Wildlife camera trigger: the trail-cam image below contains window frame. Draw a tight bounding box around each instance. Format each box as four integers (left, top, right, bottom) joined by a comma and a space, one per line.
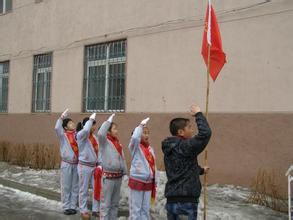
83, 40, 126, 113
32, 53, 52, 113
0, 61, 9, 113
0, 0, 12, 14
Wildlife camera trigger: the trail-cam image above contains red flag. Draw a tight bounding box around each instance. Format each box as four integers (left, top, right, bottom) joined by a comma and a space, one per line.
201, 1, 226, 81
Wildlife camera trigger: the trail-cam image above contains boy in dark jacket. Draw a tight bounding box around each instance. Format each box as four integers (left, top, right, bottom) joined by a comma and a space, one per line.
162, 105, 212, 220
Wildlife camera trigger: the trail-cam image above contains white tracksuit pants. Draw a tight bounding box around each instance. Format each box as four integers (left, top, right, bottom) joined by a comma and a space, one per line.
129, 189, 151, 220
60, 161, 79, 210
100, 177, 122, 220
77, 164, 100, 214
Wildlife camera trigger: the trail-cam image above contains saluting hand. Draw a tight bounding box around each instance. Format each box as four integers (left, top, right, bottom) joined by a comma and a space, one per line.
107, 113, 115, 123
61, 108, 69, 119
90, 112, 96, 121
140, 117, 150, 126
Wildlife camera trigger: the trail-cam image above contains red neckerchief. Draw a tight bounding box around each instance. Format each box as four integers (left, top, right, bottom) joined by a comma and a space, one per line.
140, 140, 156, 204
107, 134, 123, 157
140, 140, 155, 175
89, 134, 98, 156
94, 166, 103, 201
65, 130, 79, 158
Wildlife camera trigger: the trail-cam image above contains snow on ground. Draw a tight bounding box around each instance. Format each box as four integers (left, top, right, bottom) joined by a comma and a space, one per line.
0, 183, 61, 210
0, 162, 60, 193
0, 184, 80, 220
0, 162, 288, 219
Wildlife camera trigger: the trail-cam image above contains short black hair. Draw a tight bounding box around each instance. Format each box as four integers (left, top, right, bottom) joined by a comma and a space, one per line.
169, 118, 190, 136
62, 118, 73, 129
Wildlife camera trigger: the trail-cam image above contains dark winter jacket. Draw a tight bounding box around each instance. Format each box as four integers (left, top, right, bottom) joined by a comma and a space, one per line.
162, 112, 212, 203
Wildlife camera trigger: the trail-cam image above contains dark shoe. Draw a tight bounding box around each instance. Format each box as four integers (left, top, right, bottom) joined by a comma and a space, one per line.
69, 209, 77, 215
63, 209, 73, 215
92, 211, 99, 217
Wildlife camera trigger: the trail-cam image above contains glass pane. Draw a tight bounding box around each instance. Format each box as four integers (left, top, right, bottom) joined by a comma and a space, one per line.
45, 71, 51, 110
1, 77, 8, 111
97, 65, 106, 110
32, 53, 52, 112
119, 64, 125, 110
109, 41, 126, 59
99, 44, 107, 60
87, 65, 106, 110
0, 62, 8, 112
87, 66, 97, 110
0, 0, 3, 14
5, 0, 12, 12
84, 41, 126, 112
3, 62, 8, 74
108, 63, 125, 110
88, 46, 94, 61
87, 44, 107, 61
36, 73, 44, 111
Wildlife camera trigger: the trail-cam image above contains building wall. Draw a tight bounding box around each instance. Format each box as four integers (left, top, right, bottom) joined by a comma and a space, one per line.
8, 56, 33, 113
127, 4, 293, 113
1, 0, 292, 113
51, 47, 84, 113
0, 0, 293, 196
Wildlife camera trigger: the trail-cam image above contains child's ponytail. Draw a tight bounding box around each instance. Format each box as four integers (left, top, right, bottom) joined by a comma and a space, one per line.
76, 117, 96, 133
76, 122, 83, 133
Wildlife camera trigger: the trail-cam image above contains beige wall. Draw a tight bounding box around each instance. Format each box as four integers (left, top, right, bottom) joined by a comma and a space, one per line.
8, 56, 33, 113
126, 0, 293, 113
0, 0, 293, 113
127, 28, 206, 113
51, 47, 84, 113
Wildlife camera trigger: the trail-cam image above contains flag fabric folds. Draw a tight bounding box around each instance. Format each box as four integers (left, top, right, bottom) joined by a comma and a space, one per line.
201, 0, 226, 81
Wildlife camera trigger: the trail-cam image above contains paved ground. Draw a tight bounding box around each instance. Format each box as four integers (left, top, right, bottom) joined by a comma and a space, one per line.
0, 184, 81, 220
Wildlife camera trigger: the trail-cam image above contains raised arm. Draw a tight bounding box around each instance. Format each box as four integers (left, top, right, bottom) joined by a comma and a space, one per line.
183, 105, 212, 156
55, 118, 64, 138
54, 109, 69, 138
97, 114, 115, 146
128, 117, 150, 153
77, 113, 96, 141
189, 112, 212, 155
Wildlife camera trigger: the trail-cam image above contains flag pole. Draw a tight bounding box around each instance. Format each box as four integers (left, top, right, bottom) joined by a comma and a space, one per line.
203, 44, 211, 220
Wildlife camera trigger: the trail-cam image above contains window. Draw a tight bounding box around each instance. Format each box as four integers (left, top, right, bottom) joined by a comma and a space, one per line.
83, 40, 126, 112
0, 61, 9, 112
32, 53, 52, 112
0, 0, 12, 14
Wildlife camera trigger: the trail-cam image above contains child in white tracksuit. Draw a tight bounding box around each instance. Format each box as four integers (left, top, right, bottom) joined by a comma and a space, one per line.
128, 117, 157, 220
98, 114, 127, 220
54, 109, 79, 216
76, 113, 101, 219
